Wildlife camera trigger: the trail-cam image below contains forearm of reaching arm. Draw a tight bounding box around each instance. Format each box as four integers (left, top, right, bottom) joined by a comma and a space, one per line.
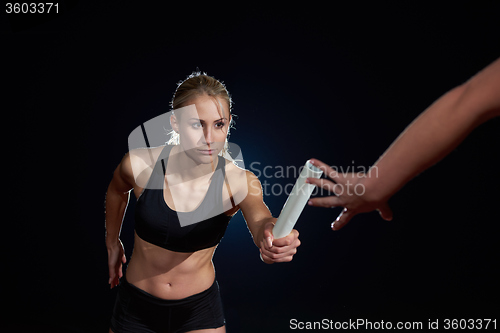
365, 58, 500, 201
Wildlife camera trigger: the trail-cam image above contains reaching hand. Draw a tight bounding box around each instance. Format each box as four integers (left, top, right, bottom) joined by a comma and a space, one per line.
306, 158, 393, 230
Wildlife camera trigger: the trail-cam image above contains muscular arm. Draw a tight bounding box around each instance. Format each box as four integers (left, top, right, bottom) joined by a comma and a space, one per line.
309, 58, 500, 230
105, 153, 134, 287
365, 57, 500, 202
238, 171, 275, 246
238, 171, 300, 263
105, 154, 134, 246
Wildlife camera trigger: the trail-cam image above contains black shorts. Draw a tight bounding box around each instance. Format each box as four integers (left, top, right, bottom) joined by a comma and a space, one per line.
110, 277, 225, 333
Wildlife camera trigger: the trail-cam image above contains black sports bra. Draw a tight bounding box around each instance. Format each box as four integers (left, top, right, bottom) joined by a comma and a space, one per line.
135, 145, 232, 253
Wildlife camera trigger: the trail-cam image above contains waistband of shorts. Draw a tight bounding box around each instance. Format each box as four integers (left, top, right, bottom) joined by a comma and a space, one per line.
120, 275, 219, 307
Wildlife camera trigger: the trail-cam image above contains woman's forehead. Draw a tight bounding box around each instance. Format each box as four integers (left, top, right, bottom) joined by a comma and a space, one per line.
181, 96, 230, 120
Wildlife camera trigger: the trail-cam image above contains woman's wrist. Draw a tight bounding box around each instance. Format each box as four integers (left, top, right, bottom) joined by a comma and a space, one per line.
359, 173, 389, 206
256, 217, 276, 244
106, 236, 121, 249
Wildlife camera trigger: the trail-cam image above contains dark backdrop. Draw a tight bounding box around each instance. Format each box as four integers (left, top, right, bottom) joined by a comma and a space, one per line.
3, 2, 499, 332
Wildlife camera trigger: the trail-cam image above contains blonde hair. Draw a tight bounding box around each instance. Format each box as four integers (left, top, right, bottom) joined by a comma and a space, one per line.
167, 72, 234, 156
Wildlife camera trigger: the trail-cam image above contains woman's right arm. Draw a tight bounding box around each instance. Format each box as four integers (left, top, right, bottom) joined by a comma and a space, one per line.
105, 153, 134, 288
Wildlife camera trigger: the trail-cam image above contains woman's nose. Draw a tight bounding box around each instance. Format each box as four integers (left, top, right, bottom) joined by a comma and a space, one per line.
203, 127, 214, 144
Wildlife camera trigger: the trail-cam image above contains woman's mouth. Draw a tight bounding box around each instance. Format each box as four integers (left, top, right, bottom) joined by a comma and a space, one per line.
198, 148, 216, 155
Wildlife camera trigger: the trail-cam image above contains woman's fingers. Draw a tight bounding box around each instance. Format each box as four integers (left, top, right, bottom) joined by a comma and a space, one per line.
309, 158, 342, 183
329, 203, 392, 231
259, 252, 274, 264
260, 246, 295, 263
377, 203, 393, 221
308, 195, 342, 208
306, 177, 346, 210
331, 208, 355, 231
308, 159, 394, 230
260, 230, 299, 263
306, 177, 343, 195
108, 262, 116, 285
108, 251, 125, 288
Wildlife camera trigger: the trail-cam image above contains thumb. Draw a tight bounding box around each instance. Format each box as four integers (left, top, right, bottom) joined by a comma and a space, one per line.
263, 222, 274, 248
377, 203, 393, 221
122, 254, 127, 264
331, 208, 353, 231
108, 267, 115, 285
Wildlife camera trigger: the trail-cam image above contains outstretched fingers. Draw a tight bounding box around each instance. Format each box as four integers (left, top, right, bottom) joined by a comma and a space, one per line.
306, 177, 341, 193
331, 208, 354, 231
307, 175, 344, 208
309, 158, 342, 182
308, 196, 342, 208
377, 203, 393, 221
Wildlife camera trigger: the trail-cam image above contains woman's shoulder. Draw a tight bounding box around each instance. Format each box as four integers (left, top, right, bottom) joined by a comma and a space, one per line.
222, 158, 249, 178
222, 158, 260, 205
128, 145, 167, 166
125, 145, 168, 188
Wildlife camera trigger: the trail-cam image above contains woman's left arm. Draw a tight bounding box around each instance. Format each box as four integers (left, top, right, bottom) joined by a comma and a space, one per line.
238, 170, 301, 264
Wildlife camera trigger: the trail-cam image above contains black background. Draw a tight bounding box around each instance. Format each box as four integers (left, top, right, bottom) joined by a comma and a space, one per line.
3, 1, 500, 332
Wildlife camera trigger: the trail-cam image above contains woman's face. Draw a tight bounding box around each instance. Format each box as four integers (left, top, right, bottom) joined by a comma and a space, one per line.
171, 94, 230, 164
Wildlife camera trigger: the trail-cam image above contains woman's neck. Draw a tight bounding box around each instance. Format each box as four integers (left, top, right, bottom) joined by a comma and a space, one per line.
166, 145, 218, 183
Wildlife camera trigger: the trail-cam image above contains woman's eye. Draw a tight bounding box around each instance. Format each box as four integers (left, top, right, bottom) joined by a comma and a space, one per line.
191, 122, 202, 128
215, 122, 225, 128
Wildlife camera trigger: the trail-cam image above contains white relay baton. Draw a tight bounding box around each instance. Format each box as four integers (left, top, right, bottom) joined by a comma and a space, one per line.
272, 160, 323, 239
